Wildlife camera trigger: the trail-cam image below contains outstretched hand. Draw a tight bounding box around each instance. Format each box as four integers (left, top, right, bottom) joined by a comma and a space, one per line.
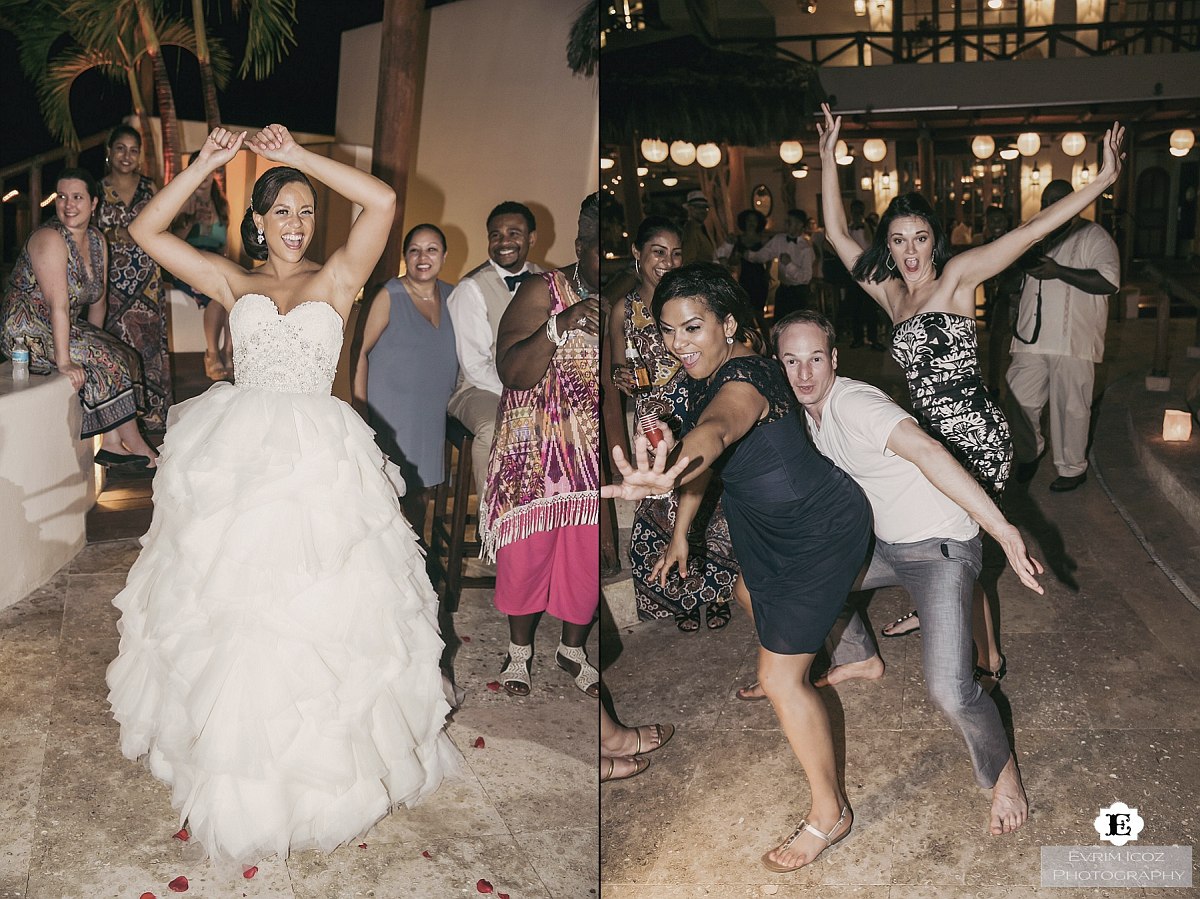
816, 102, 842, 162
246, 124, 300, 164
1096, 122, 1126, 187
195, 127, 246, 170
995, 524, 1045, 594
600, 435, 690, 502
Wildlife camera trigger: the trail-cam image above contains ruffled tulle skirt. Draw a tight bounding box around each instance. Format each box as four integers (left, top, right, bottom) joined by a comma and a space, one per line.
105, 382, 459, 866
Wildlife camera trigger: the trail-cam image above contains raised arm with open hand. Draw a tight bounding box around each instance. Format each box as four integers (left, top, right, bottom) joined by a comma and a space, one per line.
601, 435, 690, 502
816, 103, 871, 289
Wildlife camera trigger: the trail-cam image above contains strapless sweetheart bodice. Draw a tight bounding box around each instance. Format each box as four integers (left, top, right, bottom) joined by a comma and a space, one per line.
230, 294, 343, 395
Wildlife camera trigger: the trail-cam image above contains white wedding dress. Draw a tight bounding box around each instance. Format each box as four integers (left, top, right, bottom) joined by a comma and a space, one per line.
106, 293, 459, 865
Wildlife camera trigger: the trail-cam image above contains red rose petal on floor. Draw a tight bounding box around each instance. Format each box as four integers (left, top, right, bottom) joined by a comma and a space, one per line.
421, 850, 432, 858
485, 681, 501, 692
242, 866, 257, 879
473, 736, 485, 748
140, 893, 156, 899
172, 828, 189, 842
476, 880, 493, 893
358, 842, 367, 849
168, 876, 189, 892
461, 635, 472, 643
499, 893, 510, 898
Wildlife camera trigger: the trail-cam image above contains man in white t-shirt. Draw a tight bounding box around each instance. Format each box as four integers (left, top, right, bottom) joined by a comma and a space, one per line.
774, 310, 1044, 837
446, 202, 542, 496
1007, 180, 1120, 492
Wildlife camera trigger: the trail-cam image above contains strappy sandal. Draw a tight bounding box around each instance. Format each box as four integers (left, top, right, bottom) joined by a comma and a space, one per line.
499, 642, 532, 696
881, 610, 920, 638
633, 723, 674, 755
674, 608, 701, 632
761, 804, 852, 873
973, 653, 1008, 694
601, 756, 649, 783
555, 643, 600, 698
735, 681, 768, 702
705, 602, 732, 630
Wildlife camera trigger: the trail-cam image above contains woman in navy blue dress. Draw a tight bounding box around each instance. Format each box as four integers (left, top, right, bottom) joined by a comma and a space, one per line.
604, 263, 871, 874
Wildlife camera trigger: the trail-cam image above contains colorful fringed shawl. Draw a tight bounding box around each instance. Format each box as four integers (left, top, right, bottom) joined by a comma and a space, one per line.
479, 269, 599, 561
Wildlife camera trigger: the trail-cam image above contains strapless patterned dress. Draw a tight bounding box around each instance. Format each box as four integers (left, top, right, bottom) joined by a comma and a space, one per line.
890, 310, 1012, 497
105, 294, 459, 866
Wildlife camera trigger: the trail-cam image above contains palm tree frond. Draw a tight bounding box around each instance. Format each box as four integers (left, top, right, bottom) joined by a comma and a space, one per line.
156, 18, 233, 87
39, 46, 122, 148
567, 1, 598, 77
237, 0, 297, 80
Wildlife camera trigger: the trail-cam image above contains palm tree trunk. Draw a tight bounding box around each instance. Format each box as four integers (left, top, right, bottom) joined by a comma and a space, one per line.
125, 64, 161, 184
135, 0, 181, 182
192, 0, 222, 131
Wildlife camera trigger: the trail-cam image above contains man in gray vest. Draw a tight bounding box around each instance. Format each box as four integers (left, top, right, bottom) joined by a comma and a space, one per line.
447, 202, 542, 497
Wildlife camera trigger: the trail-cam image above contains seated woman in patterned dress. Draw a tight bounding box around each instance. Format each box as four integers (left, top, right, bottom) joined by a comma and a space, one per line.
2, 168, 157, 467
604, 216, 743, 631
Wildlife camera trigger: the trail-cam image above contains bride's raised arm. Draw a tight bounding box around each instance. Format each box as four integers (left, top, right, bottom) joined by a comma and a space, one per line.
246, 124, 396, 304
128, 128, 247, 308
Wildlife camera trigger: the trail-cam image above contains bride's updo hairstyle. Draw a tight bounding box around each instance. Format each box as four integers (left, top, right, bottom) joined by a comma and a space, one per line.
851, 191, 951, 284
240, 166, 317, 262
651, 262, 766, 354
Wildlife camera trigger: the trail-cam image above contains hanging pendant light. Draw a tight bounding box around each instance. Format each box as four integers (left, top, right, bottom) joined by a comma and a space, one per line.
971, 135, 996, 159
696, 143, 722, 168
1017, 132, 1041, 157
640, 139, 668, 163
669, 141, 697, 166
779, 141, 804, 164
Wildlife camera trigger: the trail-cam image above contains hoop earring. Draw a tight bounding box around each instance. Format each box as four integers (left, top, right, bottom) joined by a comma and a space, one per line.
885, 254, 897, 271
633, 257, 641, 276
257, 229, 265, 245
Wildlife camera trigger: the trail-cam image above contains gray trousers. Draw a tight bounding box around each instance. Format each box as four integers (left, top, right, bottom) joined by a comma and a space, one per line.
1006, 352, 1095, 477
447, 386, 501, 498
828, 535, 1011, 787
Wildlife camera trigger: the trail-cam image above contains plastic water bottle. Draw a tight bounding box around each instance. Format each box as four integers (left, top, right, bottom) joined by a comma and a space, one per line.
10, 337, 29, 381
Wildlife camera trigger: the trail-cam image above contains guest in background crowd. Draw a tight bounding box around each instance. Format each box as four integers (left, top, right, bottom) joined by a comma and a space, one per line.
353, 224, 458, 536
1006, 180, 1121, 493
605, 216, 741, 631
982, 206, 1022, 398
446, 202, 542, 500
680, 190, 716, 265
169, 151, 233, 380
96, 124, 173, 430
716, 209, 770, 333
2, 169, 157, 467
480, 193, 601, 699
743, 209, 815, 321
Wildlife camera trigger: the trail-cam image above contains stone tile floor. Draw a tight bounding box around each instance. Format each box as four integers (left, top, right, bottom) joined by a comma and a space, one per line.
0, 550, 597, 899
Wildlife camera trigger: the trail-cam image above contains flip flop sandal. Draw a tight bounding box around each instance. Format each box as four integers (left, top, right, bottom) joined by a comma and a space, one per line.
601, 756, 649, 783
674, 608, 701, 632
761, 804, 852, 873
634, 723, 675, 755
735, 681, 768, 702
705, 602, 732, 630
881, 610, 920, 638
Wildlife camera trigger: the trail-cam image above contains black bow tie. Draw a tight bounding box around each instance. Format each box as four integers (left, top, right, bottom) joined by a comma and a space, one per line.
504, 272, 531, 292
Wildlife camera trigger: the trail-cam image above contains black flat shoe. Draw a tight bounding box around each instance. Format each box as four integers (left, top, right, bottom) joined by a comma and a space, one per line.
1049, 473, 1087, 492
94, 449, 151, 467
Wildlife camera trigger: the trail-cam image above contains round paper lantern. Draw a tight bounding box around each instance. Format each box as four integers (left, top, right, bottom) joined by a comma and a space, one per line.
1060, 132, 1086, 157
971, 135, 995, 159
669, 141, 697, 166
779, 141, 804, 164
696, 143, 722, 168
640, 139, 668, 163
863, 139, 887, 163
1169, 129, 1195, 154
835, 139, 848, 159
1017, 132, 1041, 157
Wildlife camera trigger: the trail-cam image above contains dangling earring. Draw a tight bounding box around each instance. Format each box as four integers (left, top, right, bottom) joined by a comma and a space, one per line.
726, 335, 734, 345
257, 229, 265, 245
885, 254, 897, 271
633, 256, 641, 276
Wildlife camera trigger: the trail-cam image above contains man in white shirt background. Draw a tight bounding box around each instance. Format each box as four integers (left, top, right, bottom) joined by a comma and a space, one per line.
446, 201, 542, 498
1006, 180, 1120, 492
744, 208, 814, 322
772, 310, 1043, 836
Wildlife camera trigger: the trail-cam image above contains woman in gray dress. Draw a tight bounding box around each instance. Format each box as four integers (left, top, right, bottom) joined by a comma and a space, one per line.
352, 224, 458, 536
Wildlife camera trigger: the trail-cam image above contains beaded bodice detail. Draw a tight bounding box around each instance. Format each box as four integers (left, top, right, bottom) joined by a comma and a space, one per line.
230, 294, 343, 395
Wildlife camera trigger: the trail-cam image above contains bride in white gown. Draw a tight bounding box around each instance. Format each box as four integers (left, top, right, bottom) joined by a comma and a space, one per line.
105, 125, 459, 866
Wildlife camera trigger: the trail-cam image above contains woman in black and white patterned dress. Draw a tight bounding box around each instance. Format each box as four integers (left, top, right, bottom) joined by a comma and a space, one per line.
816, 103, 1124, 683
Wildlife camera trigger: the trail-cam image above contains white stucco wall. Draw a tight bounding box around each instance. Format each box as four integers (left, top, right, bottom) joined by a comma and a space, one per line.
336, 0, 599, 280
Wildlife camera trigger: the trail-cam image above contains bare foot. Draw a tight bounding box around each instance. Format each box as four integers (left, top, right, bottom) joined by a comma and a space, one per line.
763, 804, 853, 872
988, 756, 1028, 835
813, 655, 885, 688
